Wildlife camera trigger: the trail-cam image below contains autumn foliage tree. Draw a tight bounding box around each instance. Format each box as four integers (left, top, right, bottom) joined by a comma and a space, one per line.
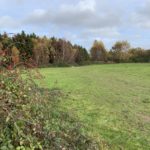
128, 48, 150, 62
11, 46, 20, 65
90, 40, 107, 62
0, 31, 149, 66
110, 41, 130, 63
32, 37, 50, 66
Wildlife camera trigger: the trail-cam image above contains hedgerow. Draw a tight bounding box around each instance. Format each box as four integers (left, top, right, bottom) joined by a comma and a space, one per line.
0, 68, 100, 150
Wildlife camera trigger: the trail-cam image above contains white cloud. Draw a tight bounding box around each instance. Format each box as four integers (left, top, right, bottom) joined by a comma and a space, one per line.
80, 28, 120, 39
61, 0, 96, 12
0, 0, 150, 49
0, 16, 19, 28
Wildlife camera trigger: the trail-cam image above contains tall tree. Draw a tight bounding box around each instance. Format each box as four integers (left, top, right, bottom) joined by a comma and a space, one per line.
32, 37, 50, 66
74, 45, 89, 63
90, 40, 107, 61
111, 41, 130, 62
12, 31, 34, 60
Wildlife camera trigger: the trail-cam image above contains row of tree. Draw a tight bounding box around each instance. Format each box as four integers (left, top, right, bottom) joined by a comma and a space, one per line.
0, 31, 149, 68
91, 40, 150, 63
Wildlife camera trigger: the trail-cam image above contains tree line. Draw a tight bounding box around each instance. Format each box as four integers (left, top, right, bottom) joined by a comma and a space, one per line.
0, 31, 149, 68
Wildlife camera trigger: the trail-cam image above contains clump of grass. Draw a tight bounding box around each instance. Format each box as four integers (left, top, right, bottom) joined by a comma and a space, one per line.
142, 98, 150, 104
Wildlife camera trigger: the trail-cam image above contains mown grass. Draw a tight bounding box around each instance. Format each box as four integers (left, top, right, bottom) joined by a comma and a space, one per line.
39, 64, 150, 149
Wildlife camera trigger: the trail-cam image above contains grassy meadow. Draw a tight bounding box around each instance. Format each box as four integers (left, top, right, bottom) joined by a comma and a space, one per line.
39, 64, 150, 149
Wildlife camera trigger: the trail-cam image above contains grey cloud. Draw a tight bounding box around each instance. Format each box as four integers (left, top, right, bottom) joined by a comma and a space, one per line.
23, 0, 121, 29
51, 11, 121, 29
131, 1, 150, 28
138, 1, 150, 17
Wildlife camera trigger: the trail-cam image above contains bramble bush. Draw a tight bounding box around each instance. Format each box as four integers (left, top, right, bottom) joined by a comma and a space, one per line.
0, 66, 100, 149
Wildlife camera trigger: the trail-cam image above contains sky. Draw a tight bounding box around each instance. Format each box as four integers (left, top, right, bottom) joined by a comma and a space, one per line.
0, 0, 150, 50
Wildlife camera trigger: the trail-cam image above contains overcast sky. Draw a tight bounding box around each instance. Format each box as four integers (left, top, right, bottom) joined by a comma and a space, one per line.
0, 0, 150, 50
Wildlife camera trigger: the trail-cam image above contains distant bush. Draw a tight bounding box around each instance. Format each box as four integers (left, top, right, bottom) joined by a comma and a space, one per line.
0, 69, 100, 149
109, 41, 150, 63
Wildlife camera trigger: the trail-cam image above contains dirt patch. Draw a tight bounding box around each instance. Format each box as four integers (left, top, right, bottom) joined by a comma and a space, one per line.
138, 113, 150, 123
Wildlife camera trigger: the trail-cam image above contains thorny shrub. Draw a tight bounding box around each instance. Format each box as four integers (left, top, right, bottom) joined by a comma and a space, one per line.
0, 67, 100, 149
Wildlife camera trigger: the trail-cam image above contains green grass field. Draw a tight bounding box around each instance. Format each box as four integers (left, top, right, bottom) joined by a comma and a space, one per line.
39, 64, 150, 149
